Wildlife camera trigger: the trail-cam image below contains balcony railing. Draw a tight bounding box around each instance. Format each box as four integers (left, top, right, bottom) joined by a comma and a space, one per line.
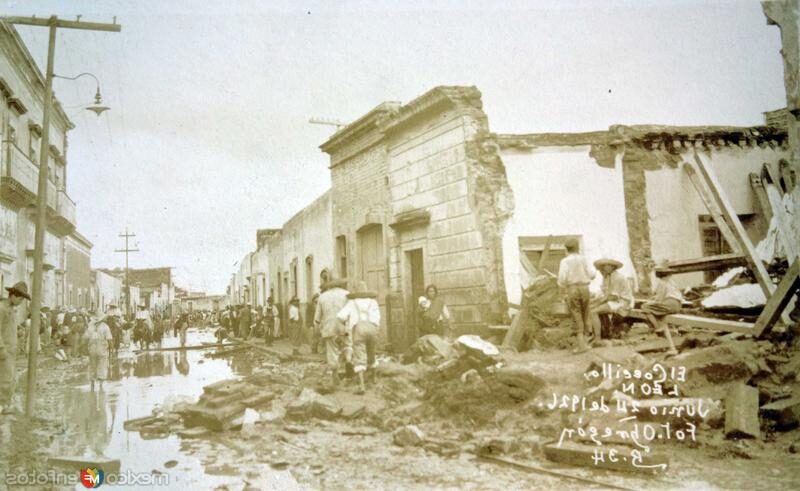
2, 141, 74, 232
2, 140, 38, 197
57, 189, 77, 225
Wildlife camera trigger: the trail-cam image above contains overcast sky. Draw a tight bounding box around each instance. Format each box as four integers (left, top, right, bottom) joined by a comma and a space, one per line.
4, 0, 787, 294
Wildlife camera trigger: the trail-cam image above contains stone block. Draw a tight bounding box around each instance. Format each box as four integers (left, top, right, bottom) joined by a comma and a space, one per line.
724, 384, 760, 439
761, 396, 800, 431
393, 425, 426, 447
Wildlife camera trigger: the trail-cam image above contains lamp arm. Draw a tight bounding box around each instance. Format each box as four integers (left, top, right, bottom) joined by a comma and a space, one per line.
53, 72, 100, 88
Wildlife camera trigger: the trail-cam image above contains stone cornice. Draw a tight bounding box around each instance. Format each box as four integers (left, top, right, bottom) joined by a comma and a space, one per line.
0, 23, 73, 130
320, 102, 400, 157
381, 86, 483, 135
495, 124, 788, 152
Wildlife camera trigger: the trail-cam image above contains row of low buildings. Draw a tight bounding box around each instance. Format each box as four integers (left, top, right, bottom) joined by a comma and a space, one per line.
230, 2, 799, 352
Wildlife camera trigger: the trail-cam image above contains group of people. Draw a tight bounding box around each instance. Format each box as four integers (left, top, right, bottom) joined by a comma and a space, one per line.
314, 279, 381, 394
557, 238, 683, 353
218, 300, 280, 344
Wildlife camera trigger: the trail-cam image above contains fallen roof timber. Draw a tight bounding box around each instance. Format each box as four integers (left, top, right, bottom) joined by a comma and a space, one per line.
658, 253, 747, 275
753, 258, 800, 337
664, 314, 755, 334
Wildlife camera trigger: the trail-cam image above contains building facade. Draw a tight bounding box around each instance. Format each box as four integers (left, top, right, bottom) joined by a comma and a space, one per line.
64, 230, 93, 309
0, 22, 79, 308
320, 87, 512, 345
92, 268, 122, 313
267, 191, 333, 323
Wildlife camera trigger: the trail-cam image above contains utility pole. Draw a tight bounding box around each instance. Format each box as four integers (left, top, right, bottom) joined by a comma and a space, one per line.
2, 14, 121, 417
115, 228, 139, 319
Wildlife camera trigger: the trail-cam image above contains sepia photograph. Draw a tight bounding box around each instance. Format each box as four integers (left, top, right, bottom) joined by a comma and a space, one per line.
0, 0, 799, 489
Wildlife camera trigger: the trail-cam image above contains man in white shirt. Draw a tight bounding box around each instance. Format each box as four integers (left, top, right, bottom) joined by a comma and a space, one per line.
288, 298, 302, 355
337, 281, 380, 394
557, 239, 596, 354
314, 280, 349, 385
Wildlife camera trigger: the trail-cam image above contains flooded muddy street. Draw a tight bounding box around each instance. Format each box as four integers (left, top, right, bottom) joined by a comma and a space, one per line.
3, 327, 800, 491
45, 329, 259, 489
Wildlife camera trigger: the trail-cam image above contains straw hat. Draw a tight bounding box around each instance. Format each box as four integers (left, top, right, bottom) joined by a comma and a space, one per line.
5, 281, 31, 300
594, 258, 623, 271
347, 281, 377, 299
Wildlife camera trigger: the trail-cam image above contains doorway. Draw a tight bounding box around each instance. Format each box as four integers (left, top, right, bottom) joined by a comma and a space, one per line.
406, 248, 425, 339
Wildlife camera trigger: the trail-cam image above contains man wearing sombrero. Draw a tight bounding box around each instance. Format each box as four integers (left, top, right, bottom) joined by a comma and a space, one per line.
0, 282, 31, 413
590, 258, 634, 342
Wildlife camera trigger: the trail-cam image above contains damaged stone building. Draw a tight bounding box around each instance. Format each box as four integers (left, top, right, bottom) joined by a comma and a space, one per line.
497, 122, 792, 304
314, 84, 795, 348
232, 75, 796, 350
319, 87, 512, 348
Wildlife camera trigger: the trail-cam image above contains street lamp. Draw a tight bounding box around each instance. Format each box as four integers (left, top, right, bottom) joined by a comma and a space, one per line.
54, 72, 110, 116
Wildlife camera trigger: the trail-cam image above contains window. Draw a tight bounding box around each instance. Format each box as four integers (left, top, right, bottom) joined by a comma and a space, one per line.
290, 259, 298, 298
305, 255, 314, 302
29, 133, 38, 162
698, 215, 755, 282
336, 235, 347, 278
518, 235, 582, 279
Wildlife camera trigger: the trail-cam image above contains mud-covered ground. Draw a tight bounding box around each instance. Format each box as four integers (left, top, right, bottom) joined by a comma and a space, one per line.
2, 326, 800, 490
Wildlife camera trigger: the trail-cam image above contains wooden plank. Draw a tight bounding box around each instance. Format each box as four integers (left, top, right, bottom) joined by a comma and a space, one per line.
664, 314, 755, 334
682, 161, 739, 254
133, 342, 233, 354
763, 162, 784, 197
779, 159, 795, 193
750, 173, 774, 224
503, 292, 529, 348
659, 253, 747, 275
690, 154, 774, 298
633, 337, 685, 353
761, 165, 798, 262
753, 258, 800, 337
537, 235, 554, 272
475, 454, 638, 491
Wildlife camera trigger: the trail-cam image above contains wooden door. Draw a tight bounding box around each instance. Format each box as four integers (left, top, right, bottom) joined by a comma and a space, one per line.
359, 225, 385, 292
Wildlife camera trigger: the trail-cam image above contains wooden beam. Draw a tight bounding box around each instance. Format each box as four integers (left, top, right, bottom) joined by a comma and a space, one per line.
753, 259, 800, 337
503, 292, 529, 348
658, 253, 747, 275
779, 159, 796, 193
761, 164, 798, 262
682, 161, 740, 254
3, 16, 122, 32
762, 162, 784, 197
537, 235, 554, 272
476, 454, 638, 491
664, 313, 755, 334
690, 154, 774, 298
750, 173, 774, 224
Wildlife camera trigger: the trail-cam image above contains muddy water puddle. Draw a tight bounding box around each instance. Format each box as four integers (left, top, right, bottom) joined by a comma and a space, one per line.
46, 329, 269, 490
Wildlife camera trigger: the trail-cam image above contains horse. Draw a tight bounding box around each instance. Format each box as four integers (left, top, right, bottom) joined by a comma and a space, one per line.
151, 320, 164, 347
132, 319, 152, 350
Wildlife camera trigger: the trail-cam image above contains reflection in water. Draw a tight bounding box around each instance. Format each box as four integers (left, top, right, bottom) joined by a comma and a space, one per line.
47, 330, 257, 489
176, 351, 190, 376
57, 389, 113, 458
